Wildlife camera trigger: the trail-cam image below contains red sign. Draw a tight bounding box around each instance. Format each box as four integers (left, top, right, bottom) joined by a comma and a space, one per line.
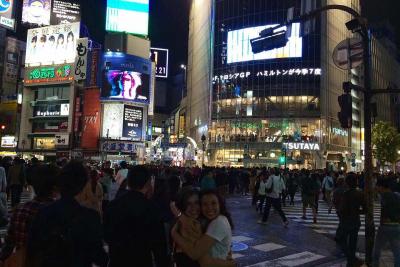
81, 88, 101, 149
88, 48, 100, 87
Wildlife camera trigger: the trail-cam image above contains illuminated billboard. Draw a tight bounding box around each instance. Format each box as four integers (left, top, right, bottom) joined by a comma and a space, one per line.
106, 0, 149, 36
0, 0, 15, 30
227, 23, 302, 64
102, 53, 152, 105
22, 0, 51, 25
25, 22, 80, 66
50, 0, 81, 25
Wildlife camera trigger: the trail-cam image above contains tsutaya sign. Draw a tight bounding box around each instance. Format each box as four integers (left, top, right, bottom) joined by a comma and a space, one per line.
284, 142, 321, 151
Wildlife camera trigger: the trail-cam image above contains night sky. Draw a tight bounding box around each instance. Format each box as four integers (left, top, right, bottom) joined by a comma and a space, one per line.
10, 0, 400, 76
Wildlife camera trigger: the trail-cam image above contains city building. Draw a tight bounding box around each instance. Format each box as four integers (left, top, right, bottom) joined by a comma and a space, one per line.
186, 0, 400, 169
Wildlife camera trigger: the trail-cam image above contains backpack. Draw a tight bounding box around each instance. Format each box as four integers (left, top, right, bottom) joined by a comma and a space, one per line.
325, 177, 333, 188
265, 177, 274, 194
30, 211, 81, 267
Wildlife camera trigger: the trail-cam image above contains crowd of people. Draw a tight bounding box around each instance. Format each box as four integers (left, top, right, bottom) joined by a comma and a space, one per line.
0, 156, 398, 267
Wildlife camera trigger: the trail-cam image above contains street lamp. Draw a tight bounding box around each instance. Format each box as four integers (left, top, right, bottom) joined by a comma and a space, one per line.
180, 64, 187, 99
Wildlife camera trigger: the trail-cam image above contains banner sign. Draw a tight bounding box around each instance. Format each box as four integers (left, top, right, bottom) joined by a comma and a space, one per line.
74, 38, 88, 81
102, 141, 144, 153
81, 88, 101, 149
55, 133, 69, 146
122, 105, 143, 141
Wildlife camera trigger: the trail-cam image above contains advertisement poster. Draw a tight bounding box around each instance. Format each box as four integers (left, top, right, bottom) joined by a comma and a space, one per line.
122, 105, 143, 141
101, 53, 151, 104
150, 47, 168, 78
81, 88, 101, 149
22, 0, 51, 25
106, 0, 149, 36
102, 103, 123, 139
50, 0, 80, 25
0, 0, 15, 30
25, 22, 80, 66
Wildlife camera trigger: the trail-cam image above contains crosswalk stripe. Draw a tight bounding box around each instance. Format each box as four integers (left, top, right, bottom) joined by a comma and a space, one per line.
245, 251, 325, 267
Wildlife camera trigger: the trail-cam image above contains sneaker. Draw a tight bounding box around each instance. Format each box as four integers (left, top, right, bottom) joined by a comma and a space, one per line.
257, 220, 267, 225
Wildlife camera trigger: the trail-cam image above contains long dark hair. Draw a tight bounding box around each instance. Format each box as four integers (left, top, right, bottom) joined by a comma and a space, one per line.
200, 189, 234, 229
176, 188, 200, 216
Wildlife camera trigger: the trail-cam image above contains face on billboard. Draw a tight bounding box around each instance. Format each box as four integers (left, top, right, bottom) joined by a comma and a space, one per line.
102, 70, 150, 103
25, 22, 80, 66
22, 0, 51, 25
227, 23, 302, 64
106, 0, 149, 36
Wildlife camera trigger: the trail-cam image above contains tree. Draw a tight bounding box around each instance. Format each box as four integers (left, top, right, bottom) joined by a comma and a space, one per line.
372, 121, 400, 171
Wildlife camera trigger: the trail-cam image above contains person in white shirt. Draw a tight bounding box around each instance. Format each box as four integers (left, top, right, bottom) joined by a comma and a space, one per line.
322, 172, 335, 213
258, 168, 289, 227
115, 161, 129, 185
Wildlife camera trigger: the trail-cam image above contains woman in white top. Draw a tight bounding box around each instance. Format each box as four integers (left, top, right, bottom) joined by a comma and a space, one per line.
172, 190, 235, 267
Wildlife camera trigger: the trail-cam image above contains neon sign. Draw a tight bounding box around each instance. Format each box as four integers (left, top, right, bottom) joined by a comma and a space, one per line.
25, 64, 73, 85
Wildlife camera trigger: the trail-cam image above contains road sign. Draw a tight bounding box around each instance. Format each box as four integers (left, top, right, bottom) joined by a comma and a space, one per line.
333, 38, 363, 70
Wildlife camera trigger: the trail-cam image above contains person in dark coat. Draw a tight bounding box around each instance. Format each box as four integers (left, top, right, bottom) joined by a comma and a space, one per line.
26, 161, 108, 267
104, 166, 168, 267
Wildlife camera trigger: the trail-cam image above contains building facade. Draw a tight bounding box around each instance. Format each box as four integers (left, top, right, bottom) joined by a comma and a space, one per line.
186, 0, 400, 169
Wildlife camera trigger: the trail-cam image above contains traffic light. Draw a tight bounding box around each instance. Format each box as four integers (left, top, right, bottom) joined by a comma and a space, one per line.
279, 154, 286, 165
338, 93, 352, 129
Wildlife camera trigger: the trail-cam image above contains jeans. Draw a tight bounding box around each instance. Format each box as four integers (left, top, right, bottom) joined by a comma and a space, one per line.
373, 224, 400, 267
10, 184, 23, 208
257, 195, 266, 212
324, 190, 333, 210
262, 197, 287, 223
336, 222, 360, 266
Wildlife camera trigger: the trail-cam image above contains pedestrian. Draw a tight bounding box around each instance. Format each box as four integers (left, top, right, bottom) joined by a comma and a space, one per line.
300, 170, 318, 223
100, 167, 113, 211
249, 169, 258, 206
7, 158, 26, 208
373, 178, 400, 267
76, 169, 103, 216
0, 164, 58, 267
286, 172, 298, 206
256, 172, 268, 214
336, 173, 365, 267
201, 169, 216, 191
171, 189, 235, 267
313, 173, 322, 213
322, 171, 335, 213
114, 161, 128, 185
104, 165, 168, 267
257, 168, 289, 227
0, 162, 8, 226
26, 160, 108, 267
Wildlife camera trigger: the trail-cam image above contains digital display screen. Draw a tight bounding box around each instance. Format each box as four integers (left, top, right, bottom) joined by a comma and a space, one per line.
25, 22, 80, 66
22, 0, 52, 25
102, 70, 150, 103
50, 0, 81, 25
106, 0, 149, 36
227, 23, 302, 64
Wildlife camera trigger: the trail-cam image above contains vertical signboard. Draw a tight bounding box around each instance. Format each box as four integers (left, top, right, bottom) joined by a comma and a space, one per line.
122, 105, 143, 141
81, 88, 101, 149
150, 47, 168, 78
74, 38, 88, 81
86, 47, 100, 87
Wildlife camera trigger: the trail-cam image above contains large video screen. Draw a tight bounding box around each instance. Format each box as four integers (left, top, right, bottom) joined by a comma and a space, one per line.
25, 22, 80, 66
102, 70, 150, 103
227, 23, 302, 64
22, 0, 52, 25
106, 0, 149, 36
0, 0, 15, 30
